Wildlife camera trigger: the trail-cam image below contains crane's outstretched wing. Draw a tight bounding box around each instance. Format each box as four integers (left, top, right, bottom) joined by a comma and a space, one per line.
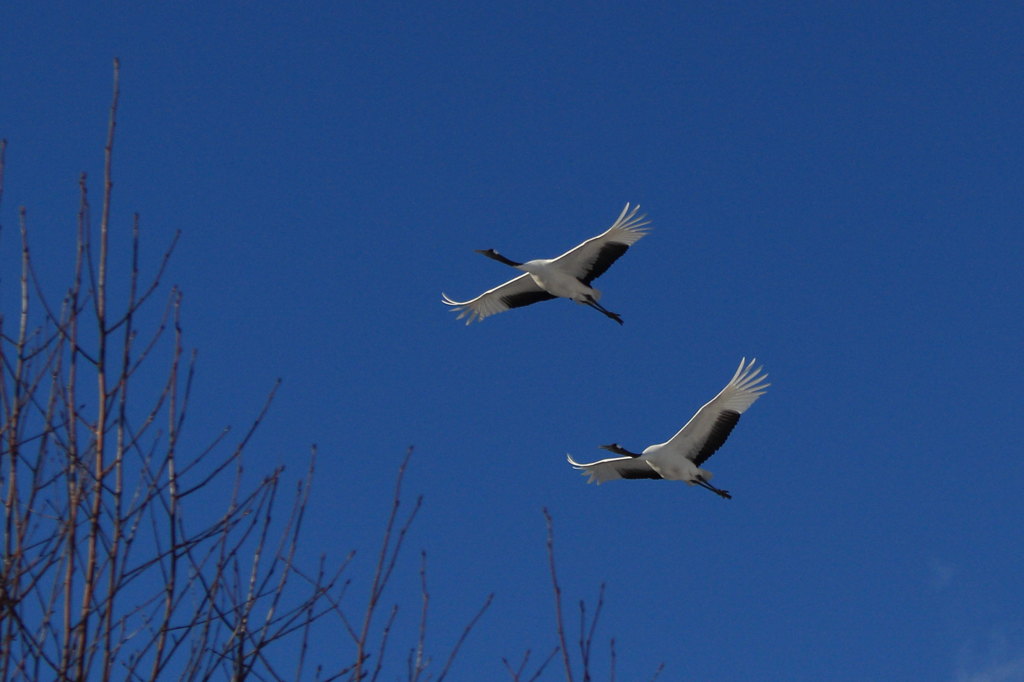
566, 453, 662, 484
661, 358, 769, 465
552, 203, 651, 285
441, 274, 556, 325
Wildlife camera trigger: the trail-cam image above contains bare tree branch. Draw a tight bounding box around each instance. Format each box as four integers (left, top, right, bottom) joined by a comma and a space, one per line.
542, 507, 574, 682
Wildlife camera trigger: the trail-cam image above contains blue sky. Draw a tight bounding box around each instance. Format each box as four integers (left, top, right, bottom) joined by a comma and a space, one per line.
3, 2, 1023, 680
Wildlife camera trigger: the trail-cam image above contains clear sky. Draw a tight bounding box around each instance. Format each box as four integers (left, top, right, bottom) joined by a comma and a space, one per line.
3, 3, 1023, 680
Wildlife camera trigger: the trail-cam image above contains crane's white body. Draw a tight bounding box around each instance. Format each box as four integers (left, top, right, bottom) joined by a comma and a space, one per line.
516, 260, 602, 303
442, 203, 650, 324
567, 358, 769, 498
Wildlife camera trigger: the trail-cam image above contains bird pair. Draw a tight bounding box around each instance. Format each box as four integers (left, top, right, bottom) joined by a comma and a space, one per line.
442, 205, 768, 499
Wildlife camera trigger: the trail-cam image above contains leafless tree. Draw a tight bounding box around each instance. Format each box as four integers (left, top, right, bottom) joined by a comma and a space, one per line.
0, 61, 489, 682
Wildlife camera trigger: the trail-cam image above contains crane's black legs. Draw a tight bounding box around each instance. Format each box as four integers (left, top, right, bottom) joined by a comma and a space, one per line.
695, 476, 732, 500
584, 296, 624, 325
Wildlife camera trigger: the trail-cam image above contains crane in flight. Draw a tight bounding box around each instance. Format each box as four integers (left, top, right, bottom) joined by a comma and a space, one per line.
567, 358, 769, 499
442, 203, 650, 325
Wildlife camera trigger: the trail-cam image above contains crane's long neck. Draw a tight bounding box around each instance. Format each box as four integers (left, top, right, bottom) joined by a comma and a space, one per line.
600, 443, 642, 458
476, 249, 522, 267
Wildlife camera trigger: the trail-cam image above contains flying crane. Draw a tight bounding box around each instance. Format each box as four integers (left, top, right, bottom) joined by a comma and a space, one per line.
442, 203, 650, 325
567, 358, 769, 499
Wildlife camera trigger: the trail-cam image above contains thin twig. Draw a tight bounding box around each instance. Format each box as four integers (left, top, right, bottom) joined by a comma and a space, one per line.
435, 592, 494, 682
542, 507, 574, 682
609, 638, 616, 682
578, 583, 605, 681
353, 447, 419, 681
410, 550, 429, 682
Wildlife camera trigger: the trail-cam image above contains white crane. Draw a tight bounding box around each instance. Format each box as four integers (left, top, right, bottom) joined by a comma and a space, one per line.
441, 203, 650, 325
567, 358, 769, 499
